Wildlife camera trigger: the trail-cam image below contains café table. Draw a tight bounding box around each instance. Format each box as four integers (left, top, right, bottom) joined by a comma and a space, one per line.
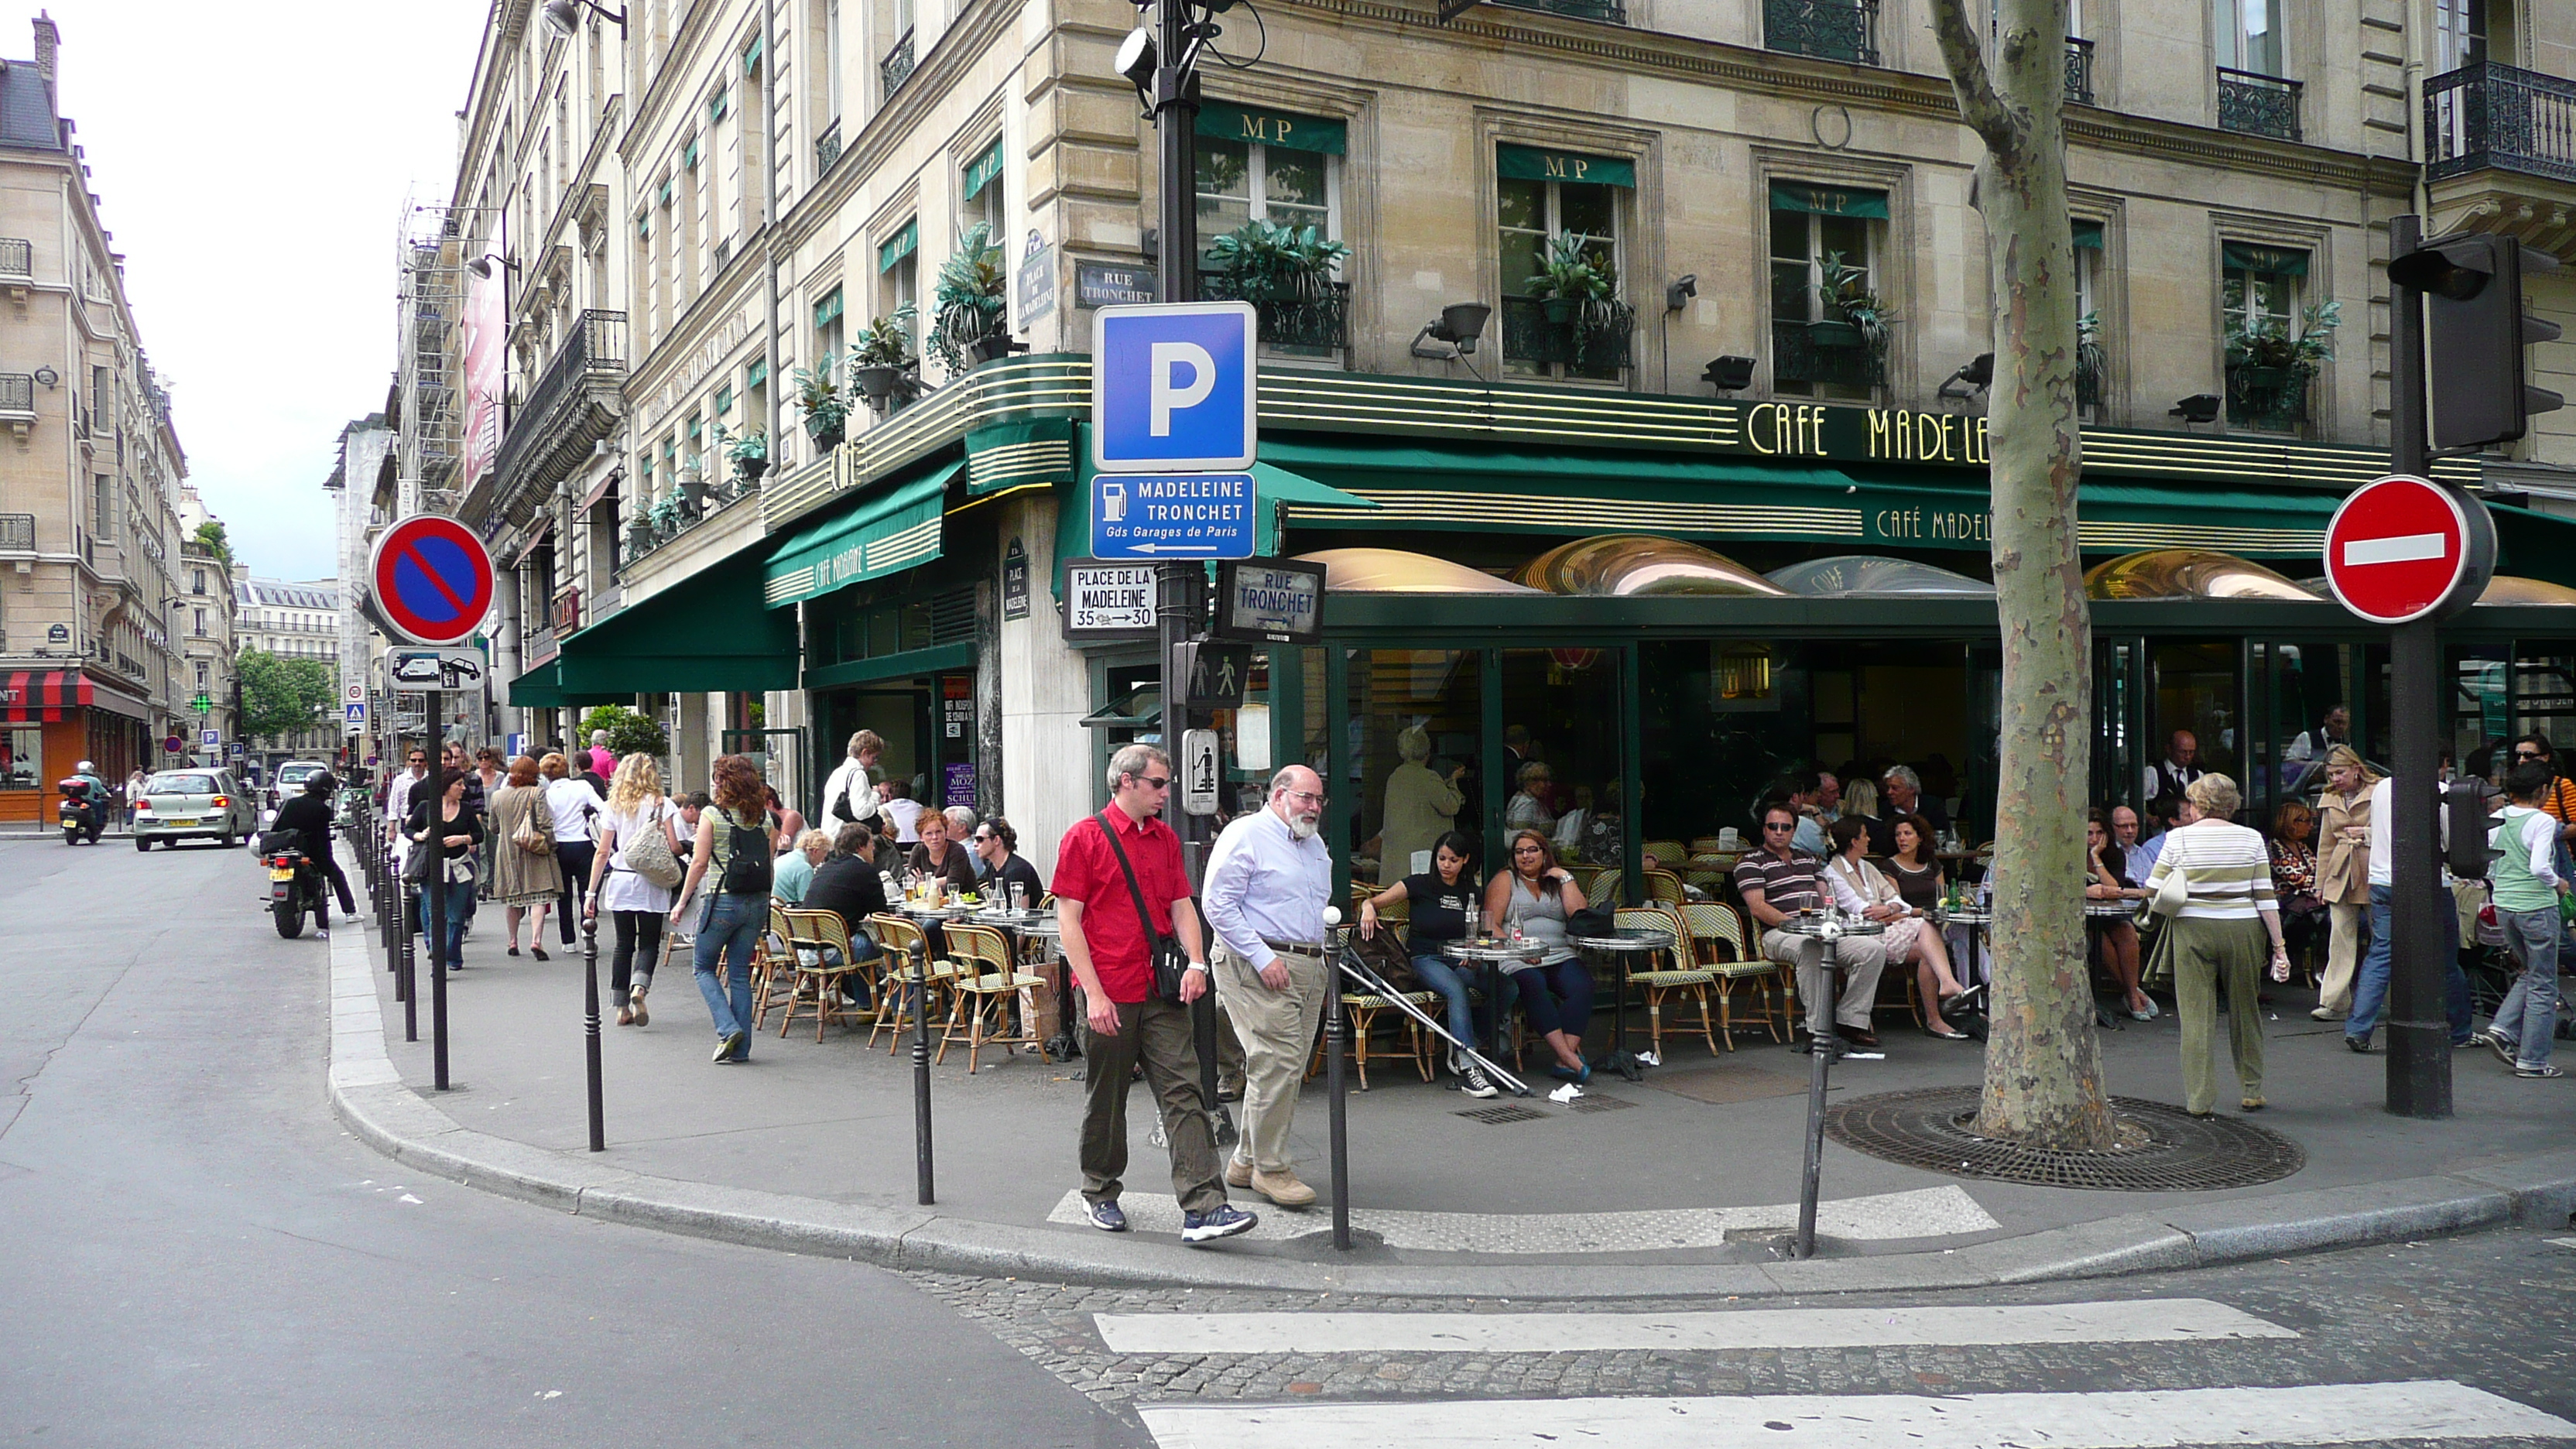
1568, 926, 1674, 1081
970, 908, 1074, 1057
1437, 937, 1547, 1067
1775, 910, 1886, 1058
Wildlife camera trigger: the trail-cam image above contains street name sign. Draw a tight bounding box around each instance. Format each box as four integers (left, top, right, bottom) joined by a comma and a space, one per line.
1214, 557, 1325, 645
1090, 472, 1255, 560
2324, 474, 2496, 625
366, 514, 495, 646
1063, 559, 1160, 639
1092, 301, 1256, 472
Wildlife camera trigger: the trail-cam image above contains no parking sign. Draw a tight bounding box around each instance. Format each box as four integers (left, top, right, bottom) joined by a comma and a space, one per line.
364, 515, 495, 647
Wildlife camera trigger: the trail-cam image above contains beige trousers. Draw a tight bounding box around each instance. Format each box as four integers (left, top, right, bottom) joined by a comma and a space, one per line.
2317, 901, 2366, 1012
1211, 944, 1327, 1174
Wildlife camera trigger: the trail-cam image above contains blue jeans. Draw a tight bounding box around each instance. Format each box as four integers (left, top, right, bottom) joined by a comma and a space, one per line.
1409, 952, 1486, 1053
694, 892, 764, 1055
1510, 958, 1593, 1040
2347, 882, 2471, 1043
2489, 906, 2563, 1068
425, 875, 473, 968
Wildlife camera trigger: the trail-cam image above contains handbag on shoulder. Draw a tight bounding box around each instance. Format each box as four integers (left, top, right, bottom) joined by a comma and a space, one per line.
1094, 814, 1190, 1006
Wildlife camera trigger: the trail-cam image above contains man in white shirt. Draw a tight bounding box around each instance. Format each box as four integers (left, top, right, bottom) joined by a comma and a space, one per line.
1201, 765, 1334, 1209
877, 778, 925, 844
2343, 773, 2472, 1051
384, 745, 429, 862
818, 729, 886, 834
2111, 805, 2160, 882
2143, 730, 2204, 828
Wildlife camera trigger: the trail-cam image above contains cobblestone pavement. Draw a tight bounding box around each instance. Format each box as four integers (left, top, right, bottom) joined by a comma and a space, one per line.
912, 1229, 2576, 1445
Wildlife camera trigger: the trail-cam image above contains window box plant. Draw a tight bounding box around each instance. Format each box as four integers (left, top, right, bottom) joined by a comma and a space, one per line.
718, 425, 769, 486
2225, 300, 2339, 430
1206, 218, 1352, 351
1524, 231, 1614, 327
793, 349, 849, 450
930, 223, 1012, 372
846, 305, 922, 405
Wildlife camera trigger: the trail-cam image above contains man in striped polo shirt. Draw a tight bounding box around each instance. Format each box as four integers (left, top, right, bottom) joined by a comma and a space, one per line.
1735, 800, 1889, 1055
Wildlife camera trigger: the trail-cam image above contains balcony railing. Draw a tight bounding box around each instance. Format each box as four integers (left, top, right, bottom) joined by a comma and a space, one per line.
2427, 63, 2576, 185
880, 31, 916, 97
0, 513, 32, 550
816, 118, 843, 175
1198, 273, 1351, 352
1492, 0, 1625, 21
1772, 318, 1886, 392
2226, 362, 2311, 432
1502, 297, 1637, 374
490, 310, 626, 516
1765, 0, 1879, 66
2217, 67, 2302, 142
0, 373, 31, 420
0, 238, 28, 280
2064, 36, 2095, 106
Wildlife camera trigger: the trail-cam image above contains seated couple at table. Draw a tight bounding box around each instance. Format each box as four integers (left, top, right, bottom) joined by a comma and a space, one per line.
1734, 806, 1968, 1050
1358, 828, 1595, 1094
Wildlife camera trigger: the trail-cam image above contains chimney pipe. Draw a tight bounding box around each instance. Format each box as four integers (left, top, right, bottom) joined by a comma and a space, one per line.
32, 10, 57, 82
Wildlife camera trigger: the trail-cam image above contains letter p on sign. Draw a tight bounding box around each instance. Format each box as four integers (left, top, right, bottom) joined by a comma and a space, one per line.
1093, 301, 1257, 472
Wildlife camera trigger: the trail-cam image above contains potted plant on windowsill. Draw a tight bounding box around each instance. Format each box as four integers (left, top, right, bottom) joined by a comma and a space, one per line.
846, 304, 922, 406
1208, 218, 1350, 341
1819, 249, 1895, 357
625, 513, 656, 556
716, 425, 769, 487
930, 222, 1015, 372
2225, 300, 2340, 428
676, 465, 708, 509
1524, 232, 1614, 327
793, 348, 849, 451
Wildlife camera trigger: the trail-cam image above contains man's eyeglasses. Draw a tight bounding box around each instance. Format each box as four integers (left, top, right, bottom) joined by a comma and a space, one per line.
2516, 751, 2544, 762
1283, 788, 1329, 808
1135, 776, 1171, 790
1763, 820, 1797, 831
972, 832, 994, 843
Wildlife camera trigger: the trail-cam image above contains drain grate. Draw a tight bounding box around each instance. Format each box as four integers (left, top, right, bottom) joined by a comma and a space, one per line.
1566, 1095, 1637, 1114
1824, 1087, 2305, 1191
1455, 1103, 1549, 1125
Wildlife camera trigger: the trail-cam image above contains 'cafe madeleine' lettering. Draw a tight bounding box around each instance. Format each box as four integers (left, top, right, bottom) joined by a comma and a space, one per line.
1742, 401, 1991, 465
1868, 408, 1990, 464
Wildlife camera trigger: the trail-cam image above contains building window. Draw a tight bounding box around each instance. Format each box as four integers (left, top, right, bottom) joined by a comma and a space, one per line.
93, 474, 112, 535
2074, 219, 2105, 413
192, 608, 205, 637
815, 285, 845, 365
1766, 0, 1880, 65
745, 358, 769, 452
877, 219, 918, 326
2222, 243, 2317, 430
1195, 108, 1348, 353
1768, 182, 1889, 398
194, 662, 208, 689
962, 135, 1006, 244
1497, 145, 1634, 380
191, 568, 205, 594
2213, 0, 2299, 139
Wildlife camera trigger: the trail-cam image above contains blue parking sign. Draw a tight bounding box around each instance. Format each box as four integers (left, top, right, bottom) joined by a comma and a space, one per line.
1092, 302, 1257, 472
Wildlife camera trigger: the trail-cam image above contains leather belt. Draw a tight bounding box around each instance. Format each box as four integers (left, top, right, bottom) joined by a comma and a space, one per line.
1259, 935, 1326, 957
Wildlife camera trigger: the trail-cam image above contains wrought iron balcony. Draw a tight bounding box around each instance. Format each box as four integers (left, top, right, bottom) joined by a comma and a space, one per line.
0, 373, 32, 423
2217, 67, 2301, 142
1771, 318, 1885, 391
0, 512, 32, 550
2427, 63, 2576, 185
1502, 297, 1636, 374
2225, 361, 2311, 431
1197, 273, 1351, 352
1765, 0, 1879, 67
2065, 36, 2095, 106
489, 310, 626, 532
0, 238, 29, 281
1492, 0, 1625, 21
816, 119, 843, 175
880, 31, 916, 97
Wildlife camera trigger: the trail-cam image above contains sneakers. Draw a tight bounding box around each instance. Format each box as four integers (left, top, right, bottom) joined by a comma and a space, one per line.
2515, 1062, 2565, 1078
2345, 1033, 2372, 1053
713, 1029, 748, 1064
1458, 1060, 1500, 1098
1180, 1204, 1258, 1243
2309, 1005, 2346, 1022
1086, 1198, 1129, 1232
1250, 1169, 1317, 1208
2477, 1029, 2518, 1068
1225, 1157, 1254, 1189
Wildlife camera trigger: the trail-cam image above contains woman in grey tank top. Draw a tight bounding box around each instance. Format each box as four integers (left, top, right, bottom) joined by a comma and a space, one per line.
1482, 829, 1595, 1082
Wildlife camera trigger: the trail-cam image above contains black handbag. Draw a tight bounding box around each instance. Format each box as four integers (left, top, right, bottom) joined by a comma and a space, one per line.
1567, 906, 1616, 940
1095, 814, 1190, 1006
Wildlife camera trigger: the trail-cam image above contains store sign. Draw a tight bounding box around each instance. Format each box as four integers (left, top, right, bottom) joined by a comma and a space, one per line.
1063, 559, 1160, 639
1214, 557, 1324, 646
1869, 504, 1994, 546
942, 674, 972, 742
944, 761, 976, 808
1738, 401, 1992, 465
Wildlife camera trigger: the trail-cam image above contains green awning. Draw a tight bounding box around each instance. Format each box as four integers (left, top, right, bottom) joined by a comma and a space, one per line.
1499, 143, 1634, 189
1198, 104, 1345, 156
2074, 219, 2105, 250
683, 137, 701, 169
814, 286, 844, 330
742, 35, 762, 72
962, 136, 1006, 200
764, 459, 964, 608
879, 219, 919, 274
507, 660, 569, 708
2489, 502, 2576, 591
964, 417, 1077, 495
554, 551, 799, 695
2223, 242, 2308, 276
1769, 182, 1890, 220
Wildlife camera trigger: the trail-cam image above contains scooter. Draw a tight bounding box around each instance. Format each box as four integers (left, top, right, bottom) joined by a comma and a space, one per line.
262, 828, 327, 938
57, 782, 103, 846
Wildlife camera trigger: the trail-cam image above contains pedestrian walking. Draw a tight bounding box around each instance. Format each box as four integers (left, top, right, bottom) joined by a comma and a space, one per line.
584, 752, 684, 1026
817, 729, 886, 834
540, 752, 603, 949
2344, 771, 2475, 1052
587, 729, 617, 782
2311, 746, 2379, 1020
1202, 766, 1334, 1210
2142, 774, 2290, 1115
123, 766, 146, 829
670, 755, 776, 1065
405, 768, 483, 975
2472, 762, 2569, 1078
1053, 743, 1256, 1245
488, 756, 565, 959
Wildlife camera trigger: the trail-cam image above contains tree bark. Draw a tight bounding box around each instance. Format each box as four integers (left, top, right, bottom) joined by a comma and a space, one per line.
1927, 0, 2113, 1149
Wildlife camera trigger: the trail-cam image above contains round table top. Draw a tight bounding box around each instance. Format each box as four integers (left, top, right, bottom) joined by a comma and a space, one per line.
1439, 938, 1549, 962
2086, 900, 2140, 918
899, 901, 977, 919
1571, 928, 1673, 951
1941, 908, 1993, 926
1778, 911, 1886, 938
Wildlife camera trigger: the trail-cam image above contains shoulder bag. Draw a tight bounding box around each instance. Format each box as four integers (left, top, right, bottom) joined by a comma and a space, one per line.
622, 803, 685, 889
1094, 814, 1190, 1005
2140, 848, 2191, 924
830, 763, 859, 827
512, 790, 554, 856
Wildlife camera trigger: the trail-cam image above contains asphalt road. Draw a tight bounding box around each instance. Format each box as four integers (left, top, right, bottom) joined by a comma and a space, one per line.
0, 835, 1146, 1449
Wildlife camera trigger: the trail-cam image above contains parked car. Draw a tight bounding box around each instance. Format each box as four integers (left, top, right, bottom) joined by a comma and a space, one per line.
268, 759, 331, 812
132, 768, 260, 850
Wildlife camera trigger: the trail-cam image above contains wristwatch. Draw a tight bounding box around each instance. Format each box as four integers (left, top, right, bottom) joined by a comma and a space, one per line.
1185, 961, 1209, 973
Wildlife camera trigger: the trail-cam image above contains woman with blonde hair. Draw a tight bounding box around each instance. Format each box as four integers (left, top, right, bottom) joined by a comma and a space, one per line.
2143, 773, 2290, 1115
488, 755, 565, 959
2311, 744, 2379, 1020
585, 752, 683, 1025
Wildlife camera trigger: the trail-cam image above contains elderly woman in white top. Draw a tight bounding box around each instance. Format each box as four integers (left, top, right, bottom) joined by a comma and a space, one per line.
2143, 772, 2291, 1116
1822, 817, 1969, 1038
1505, 759, 1557, 835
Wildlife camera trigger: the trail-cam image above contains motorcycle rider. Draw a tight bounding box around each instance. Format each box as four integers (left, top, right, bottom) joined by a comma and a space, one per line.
271, 771, 357, 937
60, 759, 112, 840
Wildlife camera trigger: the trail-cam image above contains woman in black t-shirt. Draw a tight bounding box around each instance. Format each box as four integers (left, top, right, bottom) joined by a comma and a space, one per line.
1358, 831, 1499, 1098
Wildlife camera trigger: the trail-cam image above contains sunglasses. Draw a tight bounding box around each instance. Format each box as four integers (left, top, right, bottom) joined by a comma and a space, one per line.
1136, 776, 1171, 790
1764, 821, 1797, 831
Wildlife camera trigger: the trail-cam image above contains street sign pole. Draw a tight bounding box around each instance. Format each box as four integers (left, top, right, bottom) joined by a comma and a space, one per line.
2384, 214, 2448, 1120
425, 687, 450, 1093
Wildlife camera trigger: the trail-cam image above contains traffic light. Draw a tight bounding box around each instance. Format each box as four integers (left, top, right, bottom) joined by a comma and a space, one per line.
2389, 233, 2562, 452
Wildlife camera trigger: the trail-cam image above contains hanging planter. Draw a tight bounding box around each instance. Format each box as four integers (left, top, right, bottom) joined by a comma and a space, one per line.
677, 468, 708, 506
737, 455, 770, 485
930, 223, 1010, 373
966, 333, 1022, 365
850, 364, 909, 401
793, 350, 850, 450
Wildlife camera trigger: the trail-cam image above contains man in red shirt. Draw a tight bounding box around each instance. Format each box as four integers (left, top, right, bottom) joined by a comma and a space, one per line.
1053, 742, 1256, 1245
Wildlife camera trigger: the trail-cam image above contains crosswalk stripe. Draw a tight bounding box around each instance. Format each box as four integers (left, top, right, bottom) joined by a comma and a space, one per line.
1136, 1381, 2576, 1449
1094, 1297, 2293, 1355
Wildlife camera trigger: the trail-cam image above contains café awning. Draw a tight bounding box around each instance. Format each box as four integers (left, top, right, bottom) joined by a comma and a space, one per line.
554, 550, 800, 695
762, 458, 962, 608
0, 669, 91, 723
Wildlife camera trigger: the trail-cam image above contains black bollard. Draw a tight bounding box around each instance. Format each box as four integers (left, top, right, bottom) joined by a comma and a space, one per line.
399, 881, 417, 1040
582, 916, 605, 1153
910, 943, 935, 1204
1793, 933, 1838, 1261
1326, 956, 1351, 1252
424, 854, 448, 1091
1193, 992, 1236, 1149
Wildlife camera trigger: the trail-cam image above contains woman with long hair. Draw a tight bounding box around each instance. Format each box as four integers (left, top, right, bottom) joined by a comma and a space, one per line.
585, 752, 683, 1026
488, 755, 565, 958
2311, 745, 2380, 1021
671, 755, 776, 1064
1361, 831, 1496, 1095
1824, 816, 1969, 1037
406, 768, 483, 975
1481, 829, 1593, 1081
2085, 807, 2155, 1020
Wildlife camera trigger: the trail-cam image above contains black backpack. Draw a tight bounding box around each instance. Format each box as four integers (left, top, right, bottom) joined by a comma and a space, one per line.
718, 812, 774, 895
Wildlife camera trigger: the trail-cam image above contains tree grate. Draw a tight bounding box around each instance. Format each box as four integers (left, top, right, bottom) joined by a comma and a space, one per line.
1824, 1087, 2306, 1191
1566, 1095, 1638, 1114
1455, 1104, 1550, 1125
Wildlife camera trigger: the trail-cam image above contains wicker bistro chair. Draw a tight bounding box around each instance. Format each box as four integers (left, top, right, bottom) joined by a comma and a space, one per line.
750, 902, 800, 1031
1678, 900, 1784, 1046
1584, 869, 1627, 910
1641, 840, 1690, 869
865, 913, 942, 1052
937, 923, 1046, 1072
1307, 927, 1439, 1091
1643, 868, 1687, 907
775, 907, 871, 1041
1607, 905, 1721, 1057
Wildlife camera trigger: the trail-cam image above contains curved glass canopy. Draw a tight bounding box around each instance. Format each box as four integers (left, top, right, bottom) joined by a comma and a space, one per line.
1512, 534, 1790, 597
1293, 547, 1543, 594
2084, 549, 2321, 601
1766, 554, 1995, 596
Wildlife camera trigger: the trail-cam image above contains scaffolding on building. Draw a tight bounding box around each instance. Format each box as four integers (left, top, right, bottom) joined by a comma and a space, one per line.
392, 203, 471, 519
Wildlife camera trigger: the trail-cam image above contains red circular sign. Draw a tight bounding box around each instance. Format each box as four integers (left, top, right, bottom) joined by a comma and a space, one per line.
368, 515, 495, 646
2324, 475, 2472, 625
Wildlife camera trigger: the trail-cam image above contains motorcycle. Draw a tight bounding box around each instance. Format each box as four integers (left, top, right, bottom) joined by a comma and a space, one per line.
261, 828, 327, 938
57, 781, 103, 846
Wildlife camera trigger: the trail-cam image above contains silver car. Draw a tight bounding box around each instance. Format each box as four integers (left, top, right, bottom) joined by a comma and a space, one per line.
132, 768, 259, 850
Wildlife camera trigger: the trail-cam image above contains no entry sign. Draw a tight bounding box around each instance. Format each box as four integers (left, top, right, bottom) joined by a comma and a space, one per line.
2323, 474, 2494, 626
367, 514, 495, 646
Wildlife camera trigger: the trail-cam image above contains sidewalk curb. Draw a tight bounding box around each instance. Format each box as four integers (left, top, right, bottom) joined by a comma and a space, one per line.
324, 926, 2576, 1297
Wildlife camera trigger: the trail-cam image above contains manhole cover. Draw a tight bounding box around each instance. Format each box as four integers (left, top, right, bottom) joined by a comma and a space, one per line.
1567, 1094, 1637, 1114
1456, 1104, 1548, 1125
1824, 1087, 2304, 1191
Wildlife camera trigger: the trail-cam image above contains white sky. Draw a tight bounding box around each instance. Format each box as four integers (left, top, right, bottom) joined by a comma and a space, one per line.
36, 2, 488, 582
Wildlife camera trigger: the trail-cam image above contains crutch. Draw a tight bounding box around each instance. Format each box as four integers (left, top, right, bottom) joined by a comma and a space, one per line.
1327, 927, 1533, 1098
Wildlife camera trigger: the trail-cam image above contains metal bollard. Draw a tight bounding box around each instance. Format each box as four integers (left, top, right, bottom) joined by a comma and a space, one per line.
425, 853, 448, 1092
398, 879, 416, 1040
910, 944, 935, 1204
1793, 933, 1839, 1261
1326, 961, 1351, 1252
582, 916, 605, 1153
